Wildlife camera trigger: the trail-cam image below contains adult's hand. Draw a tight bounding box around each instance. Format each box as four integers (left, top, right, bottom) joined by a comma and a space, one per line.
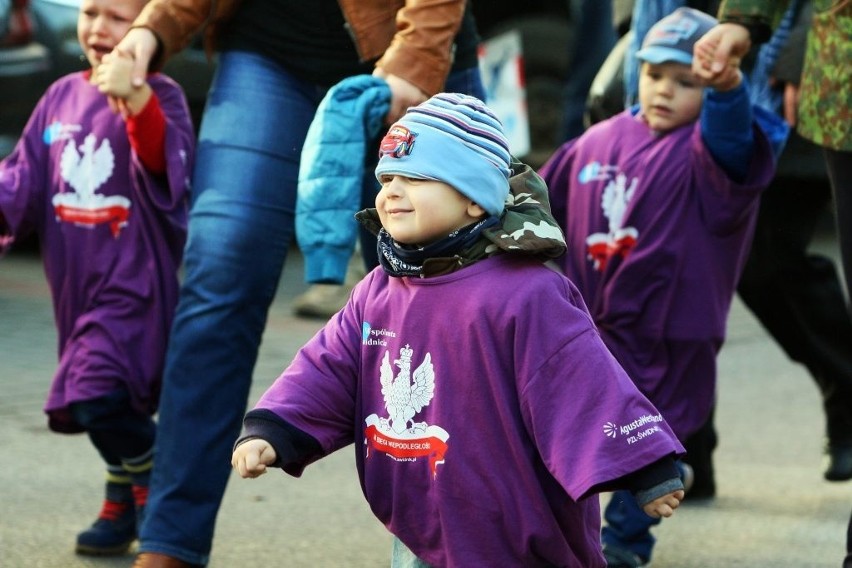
373, 68, 428, 125
692, 23, 751, 81
106, 27, 158, 116
113, 27, 159, 88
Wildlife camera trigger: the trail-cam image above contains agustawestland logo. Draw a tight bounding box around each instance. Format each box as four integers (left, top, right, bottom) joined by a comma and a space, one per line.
362, 322, 397, 346
603, 414, 664, 444
43, 120, 82, 145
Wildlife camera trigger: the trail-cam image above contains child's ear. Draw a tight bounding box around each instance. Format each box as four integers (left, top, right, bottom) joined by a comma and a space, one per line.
467, 202, 488, 218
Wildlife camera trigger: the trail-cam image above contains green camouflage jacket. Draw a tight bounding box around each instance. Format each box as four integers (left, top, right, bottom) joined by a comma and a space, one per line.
719, 0, 851, 150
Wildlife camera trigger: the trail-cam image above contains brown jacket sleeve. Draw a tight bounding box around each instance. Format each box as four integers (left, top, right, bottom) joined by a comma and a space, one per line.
132, 0, 240, 70
368, 0, 467, 95
132, 0, 467, 96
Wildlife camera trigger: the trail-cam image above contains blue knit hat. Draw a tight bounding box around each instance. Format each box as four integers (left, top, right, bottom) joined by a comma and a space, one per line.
374, 93, 512, 216
636, 7, 718, 66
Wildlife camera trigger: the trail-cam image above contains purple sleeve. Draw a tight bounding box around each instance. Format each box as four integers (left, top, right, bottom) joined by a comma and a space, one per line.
538, 139, 579, 234
252, 278, 369, 460
513, 280, 684, 500
0, 90, 51, 254
133, 76, 195, 219
689, 120, 775, 236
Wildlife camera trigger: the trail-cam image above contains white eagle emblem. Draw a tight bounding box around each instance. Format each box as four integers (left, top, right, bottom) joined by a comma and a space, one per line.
379, 344, 435, 435
585, 172, 639, 271
59, 133, 114, 198
52, 133, 131, 237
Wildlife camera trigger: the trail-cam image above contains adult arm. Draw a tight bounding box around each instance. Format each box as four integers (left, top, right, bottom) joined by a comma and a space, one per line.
372, 0, 468, 122
114, 0, 216, 88
693, 0, 789, 81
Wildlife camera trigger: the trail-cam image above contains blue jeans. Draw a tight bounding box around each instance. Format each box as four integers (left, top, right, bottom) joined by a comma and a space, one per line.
138, 49, 484, 565
391, 537, 432, 568
560, 0, 615, 141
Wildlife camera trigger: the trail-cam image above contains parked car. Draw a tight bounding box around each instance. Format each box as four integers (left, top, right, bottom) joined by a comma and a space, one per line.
0, 0, 50, 157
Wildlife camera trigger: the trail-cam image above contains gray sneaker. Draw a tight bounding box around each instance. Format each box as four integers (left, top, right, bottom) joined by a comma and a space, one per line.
292, 283, 352, 319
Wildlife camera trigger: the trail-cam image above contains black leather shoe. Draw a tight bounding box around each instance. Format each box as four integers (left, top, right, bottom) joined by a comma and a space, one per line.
825, 444, 852, 482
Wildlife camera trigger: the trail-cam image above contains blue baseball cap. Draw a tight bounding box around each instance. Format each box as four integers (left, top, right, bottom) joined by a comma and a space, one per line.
635, 7, 718, 65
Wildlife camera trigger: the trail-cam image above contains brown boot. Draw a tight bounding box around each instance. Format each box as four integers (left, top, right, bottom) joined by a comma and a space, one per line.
132, 552, 201, 567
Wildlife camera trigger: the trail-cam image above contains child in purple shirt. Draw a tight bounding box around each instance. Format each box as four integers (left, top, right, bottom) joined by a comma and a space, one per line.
540, 8, 776, 567
0, 0, 194, 556
231, 93, 686, 567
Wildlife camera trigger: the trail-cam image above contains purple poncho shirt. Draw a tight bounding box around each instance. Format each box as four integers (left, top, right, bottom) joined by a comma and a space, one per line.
0, 72, 194, 431
540, 111, 775, 439
251, 255, 684, 567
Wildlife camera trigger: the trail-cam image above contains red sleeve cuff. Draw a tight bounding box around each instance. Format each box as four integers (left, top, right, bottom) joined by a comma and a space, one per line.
126, 93, 167, 175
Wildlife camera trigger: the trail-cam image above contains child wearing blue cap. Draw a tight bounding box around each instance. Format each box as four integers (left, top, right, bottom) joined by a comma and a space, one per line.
540, 7, 778, 567
231, 93, 687, 567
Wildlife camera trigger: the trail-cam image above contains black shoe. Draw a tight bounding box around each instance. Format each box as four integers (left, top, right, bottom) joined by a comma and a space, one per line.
825, 444, 852, 482
602, 544, 647, 568
75, 499, 136, 555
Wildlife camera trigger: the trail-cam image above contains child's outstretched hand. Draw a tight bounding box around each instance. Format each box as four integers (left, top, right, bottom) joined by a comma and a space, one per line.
232, 438, 278, 478
642, 489, 684, 518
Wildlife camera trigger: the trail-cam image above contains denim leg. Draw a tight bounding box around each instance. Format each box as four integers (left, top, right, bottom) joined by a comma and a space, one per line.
391, 537, 433, 568
601, 490, 660, 562
358, 66, 486, 270
138, 51, 320, 565
561, 0, 616, 141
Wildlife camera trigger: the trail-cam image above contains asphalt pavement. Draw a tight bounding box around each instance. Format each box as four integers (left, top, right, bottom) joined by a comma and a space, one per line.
1, 241, 849, 568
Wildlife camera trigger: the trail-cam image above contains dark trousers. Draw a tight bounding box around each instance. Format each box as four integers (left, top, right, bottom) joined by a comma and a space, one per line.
69, 389, 156, 468
737, 139, 852, 446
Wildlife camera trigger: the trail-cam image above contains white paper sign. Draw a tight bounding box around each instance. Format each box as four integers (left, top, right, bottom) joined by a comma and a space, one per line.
478, 30, 530, 158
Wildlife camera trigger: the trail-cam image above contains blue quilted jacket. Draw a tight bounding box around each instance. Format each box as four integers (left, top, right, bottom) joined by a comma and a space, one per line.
296, 75, 391, 284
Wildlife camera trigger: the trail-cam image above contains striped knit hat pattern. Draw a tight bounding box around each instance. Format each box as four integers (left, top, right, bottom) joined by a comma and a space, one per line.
375, 93, 512, 216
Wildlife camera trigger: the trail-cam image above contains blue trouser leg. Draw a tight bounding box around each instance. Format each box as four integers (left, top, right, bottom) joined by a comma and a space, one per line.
601, 490, 660, 563
602, 461, 690, 563
391, 537, 433, 568
560, 0, 615, 141
138, 51, 320, 565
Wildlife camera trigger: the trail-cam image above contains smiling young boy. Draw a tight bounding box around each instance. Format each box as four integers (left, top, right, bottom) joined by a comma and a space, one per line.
231, 93, 687, 567
539, 8, 777, 567
0, 0, 194, 556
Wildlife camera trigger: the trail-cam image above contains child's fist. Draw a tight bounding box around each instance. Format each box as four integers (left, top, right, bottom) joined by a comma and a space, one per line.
232, 438, 278, 479
642, 489, 684, 518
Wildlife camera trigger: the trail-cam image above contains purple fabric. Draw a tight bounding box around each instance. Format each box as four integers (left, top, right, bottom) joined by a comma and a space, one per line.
0, 72, 194, 430
254, 255, 683, 567
540, 110, 775, 439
